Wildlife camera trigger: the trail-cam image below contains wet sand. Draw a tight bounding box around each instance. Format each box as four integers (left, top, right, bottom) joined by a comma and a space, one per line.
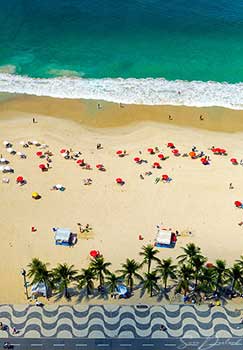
1, 94, 243, 132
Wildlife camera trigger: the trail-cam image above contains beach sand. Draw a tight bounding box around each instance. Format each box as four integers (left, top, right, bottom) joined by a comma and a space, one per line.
0, 95, 243, 304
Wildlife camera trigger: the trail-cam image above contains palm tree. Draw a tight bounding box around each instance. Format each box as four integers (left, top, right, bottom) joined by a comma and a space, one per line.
213, 259, 227, 293
142, 271, 160, 297
77, 268, 96, 296
176, 264, 194, 296
236, 256, 243, 271
156, 258, 177, 290
191, 255, 207, 289
106, 273, 120, 296
90, 256, 111, 289
177, 243, 203, 265
197, 267, 216, 295
27, 258, 51, 298
139, 244, 160, 273
226, 264, 243, 294
118, 258, 142, 293
52, 263, 77, 299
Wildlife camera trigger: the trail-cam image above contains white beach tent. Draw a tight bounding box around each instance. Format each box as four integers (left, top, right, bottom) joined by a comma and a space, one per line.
155, 229, 172, 245
55, 228, 71, 246
0, 158, 8, 164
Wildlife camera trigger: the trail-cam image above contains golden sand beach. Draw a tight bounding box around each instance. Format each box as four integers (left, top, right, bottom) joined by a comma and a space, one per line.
0, 95, 242, 304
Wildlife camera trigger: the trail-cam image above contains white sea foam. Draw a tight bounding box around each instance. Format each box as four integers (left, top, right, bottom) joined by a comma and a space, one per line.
0, 73, 243, 109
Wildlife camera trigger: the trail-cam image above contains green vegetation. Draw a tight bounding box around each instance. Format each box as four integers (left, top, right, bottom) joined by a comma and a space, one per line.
26, 244, 243, 302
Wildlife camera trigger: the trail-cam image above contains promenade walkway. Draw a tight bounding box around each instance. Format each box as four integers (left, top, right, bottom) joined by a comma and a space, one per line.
0, 304, 242, 339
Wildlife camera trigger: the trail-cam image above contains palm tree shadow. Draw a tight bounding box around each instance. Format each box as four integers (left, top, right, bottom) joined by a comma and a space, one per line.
53, 287, 77, 302
139, 287, 146, 298
156, 289, 170, 302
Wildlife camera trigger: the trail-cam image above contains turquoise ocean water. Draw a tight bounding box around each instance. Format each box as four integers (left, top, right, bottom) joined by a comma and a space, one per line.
0, 0, 243, 108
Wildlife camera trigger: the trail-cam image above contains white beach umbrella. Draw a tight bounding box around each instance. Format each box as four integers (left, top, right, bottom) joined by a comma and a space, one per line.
3, 141, 10, 146
6, 148, 15, 154
39, 144, 48, 149
0, 158, 8, 163
32, 141, 40, 145
3, 166, 12, 172
55, 184, 63, 189
19, 141, 26, 146
0, 165, 4, 172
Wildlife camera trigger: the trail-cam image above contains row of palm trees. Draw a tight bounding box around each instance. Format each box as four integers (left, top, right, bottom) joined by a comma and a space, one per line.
27, 243, 243, 300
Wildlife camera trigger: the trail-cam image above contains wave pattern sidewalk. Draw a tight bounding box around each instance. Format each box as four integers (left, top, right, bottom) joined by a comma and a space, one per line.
0, 304, 242, 339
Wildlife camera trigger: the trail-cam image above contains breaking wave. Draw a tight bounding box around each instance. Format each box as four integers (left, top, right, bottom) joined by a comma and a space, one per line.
0, 73, 243, 109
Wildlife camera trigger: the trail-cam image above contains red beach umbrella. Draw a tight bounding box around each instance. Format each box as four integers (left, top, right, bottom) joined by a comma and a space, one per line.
60, 149, 66, 154
116, 150, 123, 155
39, 164, 46, 169
36, 151, 43, 157
234, 201, 242, 207
162, 174, 169, 181
76, 159, 84, 165
147, 148, 154, 154
230, 158, 238, 164
134, 157, 140, 162
96, 164, 103, 169
172, 149, 179, 155
206, 262, 214, 268
167, 142, 174, 148
116, 178, 123, 184
220, 149, 226, 154
153, 162, 160, 168
16, 176, 24, 183
158, 154, 164, 159
90, 250, 98, 258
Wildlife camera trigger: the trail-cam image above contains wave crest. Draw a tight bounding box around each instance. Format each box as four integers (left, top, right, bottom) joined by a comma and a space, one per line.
0, 73, 243, 109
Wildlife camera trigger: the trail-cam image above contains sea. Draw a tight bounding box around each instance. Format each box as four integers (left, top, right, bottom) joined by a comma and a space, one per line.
0, 0, 243, 108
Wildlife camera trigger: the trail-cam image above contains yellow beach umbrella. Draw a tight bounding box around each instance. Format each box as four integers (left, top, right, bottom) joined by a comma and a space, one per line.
32, 192, 40, 199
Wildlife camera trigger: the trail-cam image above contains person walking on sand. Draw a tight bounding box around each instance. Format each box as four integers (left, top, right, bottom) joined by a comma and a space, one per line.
200, 115, 204, 121
168, 115, 173, 120
229, 183, 234, 189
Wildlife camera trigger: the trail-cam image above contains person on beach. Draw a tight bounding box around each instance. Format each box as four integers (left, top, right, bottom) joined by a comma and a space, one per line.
97, 143, 102, 150
32, 117, 36, 123
200, 115, 204, 121
97, 103, 102, 110
168, 115, 173, 120
229, 183, 234, 189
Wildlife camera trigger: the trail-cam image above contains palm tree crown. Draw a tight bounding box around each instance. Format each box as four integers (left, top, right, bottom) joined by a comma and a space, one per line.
142, 270, 160, 297
118, 258, 142, 292
27, 258, 51, 298
77, 268, 96, 296
156, 258, 177, 290
52, 263, 77, 299
139, 244, 160, 273
90, 256, 111, 288
177, 243, 203, 265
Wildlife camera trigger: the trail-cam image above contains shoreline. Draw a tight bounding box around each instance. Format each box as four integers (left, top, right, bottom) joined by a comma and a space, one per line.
1, 93, 243, 133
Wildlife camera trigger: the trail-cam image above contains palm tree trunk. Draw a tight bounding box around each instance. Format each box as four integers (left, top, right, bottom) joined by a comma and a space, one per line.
150, 285, 153, 297
44, 280, 49, 299
148, 260, 151, 274
164, 276, 167, 291
129, 276, 133, 293
64, 282, 69, 299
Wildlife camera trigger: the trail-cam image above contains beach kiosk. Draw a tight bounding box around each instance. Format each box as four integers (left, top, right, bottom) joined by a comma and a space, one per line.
55, 228, 72, 246
155, 229, 177, 248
